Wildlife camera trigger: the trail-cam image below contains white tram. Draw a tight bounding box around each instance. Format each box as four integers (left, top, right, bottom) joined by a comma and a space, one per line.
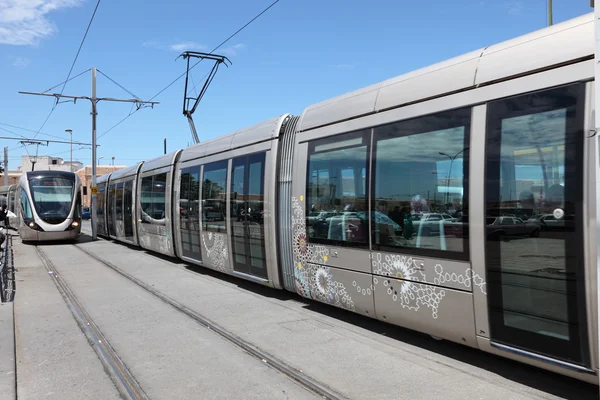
95, 13, 598, 383
0, 171, 83, 241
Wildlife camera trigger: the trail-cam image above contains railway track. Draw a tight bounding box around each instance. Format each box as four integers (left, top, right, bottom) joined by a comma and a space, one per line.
35, 245, 149, 400
37, 241, 344, 400
73, 243, 343, 400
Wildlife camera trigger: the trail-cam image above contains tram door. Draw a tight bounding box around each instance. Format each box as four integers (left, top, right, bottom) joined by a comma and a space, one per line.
123, 181, 134, 241
484, 83, 589, 366
229, 152, 267, 279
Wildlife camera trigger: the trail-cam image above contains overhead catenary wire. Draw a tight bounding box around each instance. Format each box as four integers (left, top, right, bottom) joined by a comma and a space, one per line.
31, 0, 101, 140
0, 122, 74, 141
97, 69, 141, 100
97, 0, 281, 139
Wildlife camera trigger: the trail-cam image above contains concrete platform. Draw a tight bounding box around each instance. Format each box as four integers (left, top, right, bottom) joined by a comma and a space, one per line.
6, 222, 597, 400
0, 301, 15, 400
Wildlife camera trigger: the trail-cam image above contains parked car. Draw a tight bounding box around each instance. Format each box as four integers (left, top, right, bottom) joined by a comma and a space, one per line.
81, 206, 91, 219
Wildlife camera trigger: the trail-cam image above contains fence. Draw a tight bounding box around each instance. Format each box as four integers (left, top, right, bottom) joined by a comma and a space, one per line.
0, 232, 14, 303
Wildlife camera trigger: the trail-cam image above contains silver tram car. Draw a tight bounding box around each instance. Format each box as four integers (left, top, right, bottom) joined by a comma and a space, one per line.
95, 14, 598, 383
4, 171, 83, 241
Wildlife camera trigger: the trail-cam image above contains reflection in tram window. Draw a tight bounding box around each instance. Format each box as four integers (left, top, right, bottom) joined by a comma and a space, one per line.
306, 130, 369, 247
202, 160, 227, 233
372, 108, 471, 258
140, 173, 167, 225
485, 83, 587, 365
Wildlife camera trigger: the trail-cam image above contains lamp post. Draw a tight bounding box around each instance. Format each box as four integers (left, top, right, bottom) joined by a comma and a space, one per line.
439, 148, 468, 205
98, 156, 104, 165
65, 129, 73, 172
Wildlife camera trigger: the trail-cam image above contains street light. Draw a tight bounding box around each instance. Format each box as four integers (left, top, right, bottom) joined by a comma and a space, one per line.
439, 148, 469, 205
98, 156, 104, 165
65, 129, 73, 172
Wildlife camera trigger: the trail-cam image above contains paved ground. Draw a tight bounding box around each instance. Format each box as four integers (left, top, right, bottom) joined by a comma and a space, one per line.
1, 222, 597, 400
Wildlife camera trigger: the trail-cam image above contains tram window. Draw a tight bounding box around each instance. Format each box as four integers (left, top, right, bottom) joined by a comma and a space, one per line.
372, 107, 471, 258
202, 160, 228, 233
305, 130, 369, 247
140, 173, 167, 225
20, 189, 32, 219
116, 182, 124, 221
97, 184, 105, 216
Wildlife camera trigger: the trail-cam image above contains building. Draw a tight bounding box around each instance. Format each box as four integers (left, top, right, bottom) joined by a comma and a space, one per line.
20, 155, 82, 173
0, 170, 23, 186
75, 165, 127, 206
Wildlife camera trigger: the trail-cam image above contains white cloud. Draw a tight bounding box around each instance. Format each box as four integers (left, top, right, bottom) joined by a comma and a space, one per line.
504, 1, 524, 16
142, 40, 206, 52
219, 43, 246, 56
329, 63, 354, 69
0, 0, 83, 46
169, 41, 206, 51
9, 55, 30, 68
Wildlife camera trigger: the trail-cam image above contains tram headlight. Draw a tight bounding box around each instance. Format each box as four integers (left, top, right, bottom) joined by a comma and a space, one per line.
24, 219, 43, 231
71, 221, 79, 228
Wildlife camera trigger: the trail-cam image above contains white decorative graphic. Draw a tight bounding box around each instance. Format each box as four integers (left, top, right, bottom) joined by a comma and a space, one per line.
372, 253, 487, 319
201, 230, 229, 273
291, 196, 488, 319
291, 196, 364, 311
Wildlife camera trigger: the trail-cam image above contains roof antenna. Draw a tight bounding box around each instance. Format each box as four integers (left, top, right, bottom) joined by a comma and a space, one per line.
178, 51, 231, 144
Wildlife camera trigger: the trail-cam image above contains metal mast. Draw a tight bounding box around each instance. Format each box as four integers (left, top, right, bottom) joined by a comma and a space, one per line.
19, 67, 159, 240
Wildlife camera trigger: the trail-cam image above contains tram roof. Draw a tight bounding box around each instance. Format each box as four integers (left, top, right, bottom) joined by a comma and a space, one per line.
297, 12, 594, 132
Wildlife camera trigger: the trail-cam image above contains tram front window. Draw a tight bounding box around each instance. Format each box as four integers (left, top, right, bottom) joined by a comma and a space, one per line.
29, 176, 75, 224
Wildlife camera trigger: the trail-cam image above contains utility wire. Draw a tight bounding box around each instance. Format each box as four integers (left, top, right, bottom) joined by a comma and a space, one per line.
0, 122, 72, 141
97, 69, 141, 100
98, 0, 281, 139
41, 69, 91, 94
32, 0, 101, 140
57, 0, 101, 99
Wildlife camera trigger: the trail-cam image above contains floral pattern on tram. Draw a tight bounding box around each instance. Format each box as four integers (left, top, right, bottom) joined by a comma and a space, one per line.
201, 231, 229, 273
292, 196, 368, 311
371, 254, 486, 319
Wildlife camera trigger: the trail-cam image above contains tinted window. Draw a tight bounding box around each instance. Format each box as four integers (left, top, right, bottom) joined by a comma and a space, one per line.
20, 188, 32, 219
140, 173, 167, 225
29, 175, 75, 224
372, 108, 470, 258
202, 160, 227, 233
305, 130, 369, 247
116, 182, 124, 221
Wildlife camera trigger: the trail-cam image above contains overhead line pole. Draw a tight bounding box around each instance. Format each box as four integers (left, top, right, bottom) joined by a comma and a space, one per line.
19, 67, 159, 240
593, 0, 600, 391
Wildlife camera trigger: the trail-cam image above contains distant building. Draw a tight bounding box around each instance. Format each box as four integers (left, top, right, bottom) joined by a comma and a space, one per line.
20, 155, 83, 173
0, 170, 23, 186
75, 165, 127, 206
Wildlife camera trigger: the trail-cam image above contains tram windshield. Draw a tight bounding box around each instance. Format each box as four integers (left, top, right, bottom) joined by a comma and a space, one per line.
28, 175, 75, 224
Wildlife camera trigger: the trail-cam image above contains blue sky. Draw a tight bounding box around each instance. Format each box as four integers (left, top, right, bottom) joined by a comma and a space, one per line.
0, 0, 593, 170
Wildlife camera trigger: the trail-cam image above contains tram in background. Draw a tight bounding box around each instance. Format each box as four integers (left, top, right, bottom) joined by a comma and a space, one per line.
95, 13, 598, 383
0, 171, 82, 241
